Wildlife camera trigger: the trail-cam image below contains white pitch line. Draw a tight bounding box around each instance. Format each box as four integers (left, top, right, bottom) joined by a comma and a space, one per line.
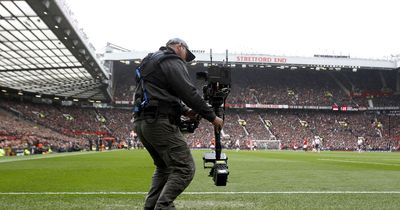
1, 191, 400, 195
318, 158, 400, 167
0, 151, 117, 164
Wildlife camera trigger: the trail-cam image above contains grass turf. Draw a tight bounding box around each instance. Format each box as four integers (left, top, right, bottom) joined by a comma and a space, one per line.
1, 150, 399, 209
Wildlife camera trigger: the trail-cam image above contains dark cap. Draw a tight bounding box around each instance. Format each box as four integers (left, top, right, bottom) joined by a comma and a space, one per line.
166, 38, 196, 62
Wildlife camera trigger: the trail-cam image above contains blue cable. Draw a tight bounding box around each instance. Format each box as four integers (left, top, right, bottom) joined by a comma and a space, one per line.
135, 66, 149, 111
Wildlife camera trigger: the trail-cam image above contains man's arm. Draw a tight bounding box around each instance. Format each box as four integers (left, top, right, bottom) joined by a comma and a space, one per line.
160, 59, 217, 123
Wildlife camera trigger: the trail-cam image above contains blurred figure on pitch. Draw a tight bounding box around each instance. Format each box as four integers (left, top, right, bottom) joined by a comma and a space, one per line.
303, 138, 308, 152
235, 139, 240, 151
312, 136, 321, 153
357, 137, 364, 153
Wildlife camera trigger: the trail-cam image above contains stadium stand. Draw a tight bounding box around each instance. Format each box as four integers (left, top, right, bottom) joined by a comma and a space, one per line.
1, 1, 399, 156
111, 61, 399, 109
0, 106, 85, 155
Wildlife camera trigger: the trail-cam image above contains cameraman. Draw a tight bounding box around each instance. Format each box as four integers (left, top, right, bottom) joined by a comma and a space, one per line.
133, 38, 223, 210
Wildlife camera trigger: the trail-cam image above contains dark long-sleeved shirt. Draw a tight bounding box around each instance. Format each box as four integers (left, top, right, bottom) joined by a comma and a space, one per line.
134, 48, 216, 122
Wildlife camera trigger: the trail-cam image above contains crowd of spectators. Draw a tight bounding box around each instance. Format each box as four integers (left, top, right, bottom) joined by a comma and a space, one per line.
1, 98, 399, 156
0, 99, 136, 156
225, 68, 399, 107
0, 108, 85, 156
111, 62, 399, 108
186, 110, 400, 151
1, 100, 107, 135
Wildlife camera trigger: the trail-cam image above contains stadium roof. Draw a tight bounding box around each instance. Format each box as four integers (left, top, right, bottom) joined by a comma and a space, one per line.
0, 0, 110, 102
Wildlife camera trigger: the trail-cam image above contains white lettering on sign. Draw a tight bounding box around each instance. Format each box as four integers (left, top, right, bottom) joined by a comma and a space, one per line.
236, 56, 287, 63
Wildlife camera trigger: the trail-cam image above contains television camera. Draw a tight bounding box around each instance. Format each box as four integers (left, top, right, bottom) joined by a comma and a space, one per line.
196, 50, 231, 186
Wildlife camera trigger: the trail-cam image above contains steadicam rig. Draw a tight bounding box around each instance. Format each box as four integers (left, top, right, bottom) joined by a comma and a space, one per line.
197, 50, 231, 186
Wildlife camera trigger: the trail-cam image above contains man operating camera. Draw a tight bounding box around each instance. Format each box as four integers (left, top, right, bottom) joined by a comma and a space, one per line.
132, 38, 223, 210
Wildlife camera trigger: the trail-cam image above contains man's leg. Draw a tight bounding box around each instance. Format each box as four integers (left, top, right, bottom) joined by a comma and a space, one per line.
135, 120, 170, 209
140, 137, 172, 209
144, 167, 171, 210
155, 141, 195, 209
138, 119, 195, 209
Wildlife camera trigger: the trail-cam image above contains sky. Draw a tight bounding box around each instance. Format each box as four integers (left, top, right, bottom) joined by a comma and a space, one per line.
65, 0, 400, 59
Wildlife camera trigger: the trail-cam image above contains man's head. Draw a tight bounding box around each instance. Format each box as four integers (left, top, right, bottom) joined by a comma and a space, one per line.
166, 38, 196, 62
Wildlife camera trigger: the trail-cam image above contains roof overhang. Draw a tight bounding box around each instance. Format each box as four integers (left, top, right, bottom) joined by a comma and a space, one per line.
0, 0, 111, 102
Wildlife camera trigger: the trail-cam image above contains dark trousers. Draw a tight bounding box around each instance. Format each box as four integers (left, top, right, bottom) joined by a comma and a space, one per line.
134, 118, 195, 210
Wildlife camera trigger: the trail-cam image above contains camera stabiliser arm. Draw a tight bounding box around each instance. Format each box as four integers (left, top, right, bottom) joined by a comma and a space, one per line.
200, 49, 231, 186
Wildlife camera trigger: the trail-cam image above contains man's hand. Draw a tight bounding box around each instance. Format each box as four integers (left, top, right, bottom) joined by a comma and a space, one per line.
212, 116, 224, 130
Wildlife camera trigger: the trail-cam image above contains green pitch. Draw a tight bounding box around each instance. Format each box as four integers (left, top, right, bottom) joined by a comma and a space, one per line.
1, 150, 399, 209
